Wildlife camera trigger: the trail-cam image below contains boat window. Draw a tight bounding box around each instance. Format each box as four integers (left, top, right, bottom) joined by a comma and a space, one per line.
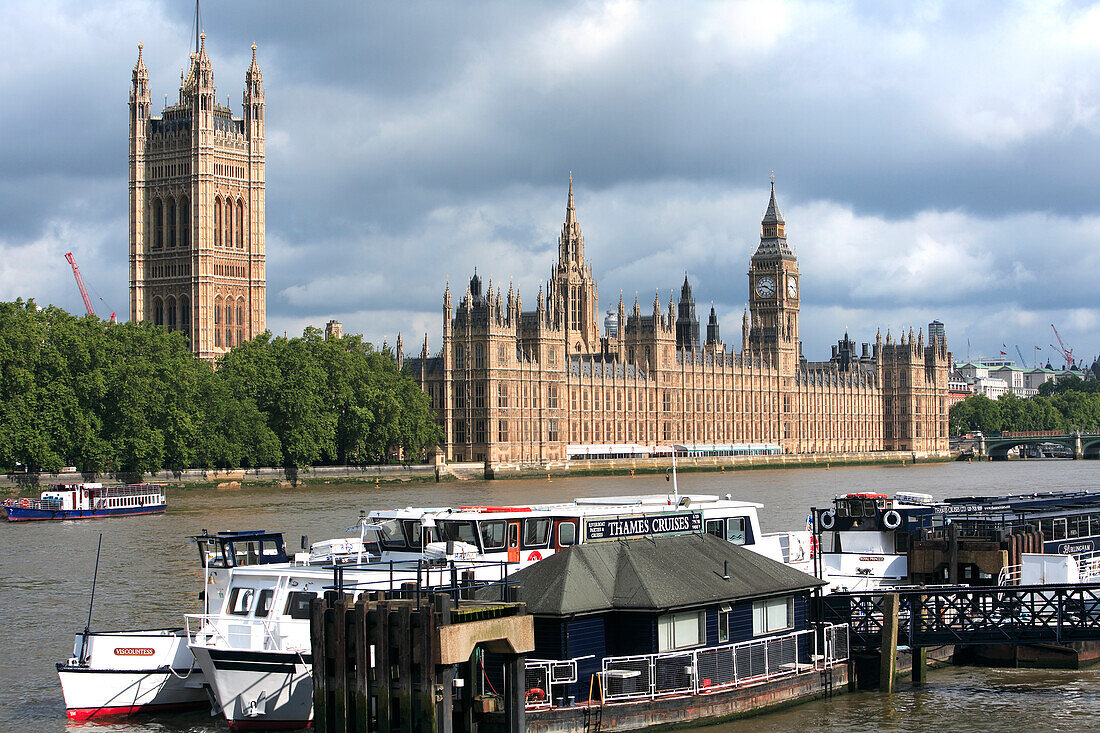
403, 520, 423, 548
657, 610, 704, 651
726, 517, 747, 545
558, 522, 576, 547
508, 522, 519, 548
837, 502, 849, 518
752, 597, 794, 635
438, 520, 478, 545
863, 500, 877, 517
479, 520, 506, 550
284, 591, 314, 620
227, 587, 255, 616
1053, 518, 1067, 541
523, 518, 550, 547
376, 519, 408, 549
254, 588, 275, 618
1073, 516, 1090, 538
705, 519, 724, 538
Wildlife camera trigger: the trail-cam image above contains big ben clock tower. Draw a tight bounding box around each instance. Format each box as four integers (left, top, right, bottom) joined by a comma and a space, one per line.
748, 177, 800, 371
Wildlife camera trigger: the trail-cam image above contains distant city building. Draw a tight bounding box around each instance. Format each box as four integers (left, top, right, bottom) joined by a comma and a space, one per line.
407, 178, 950, 464
128, 34, 267, 359
325, 320, 343, 340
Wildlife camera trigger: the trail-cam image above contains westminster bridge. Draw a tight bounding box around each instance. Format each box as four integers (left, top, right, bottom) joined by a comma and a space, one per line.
975, 431, 1100, 460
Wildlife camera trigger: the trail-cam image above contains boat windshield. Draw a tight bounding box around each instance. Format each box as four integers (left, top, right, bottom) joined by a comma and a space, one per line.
375, 519, 408, 550
437, 520, 479, 546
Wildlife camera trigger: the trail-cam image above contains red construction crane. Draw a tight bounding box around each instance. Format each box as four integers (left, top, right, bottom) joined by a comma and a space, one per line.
64, 252, 115, 323
1050, 323, 1075, 369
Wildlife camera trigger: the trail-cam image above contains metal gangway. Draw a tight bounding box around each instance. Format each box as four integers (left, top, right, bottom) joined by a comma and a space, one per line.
821, 583, 1100, 647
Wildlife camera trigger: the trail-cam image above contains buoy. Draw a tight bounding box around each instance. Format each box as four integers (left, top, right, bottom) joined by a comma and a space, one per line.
630, 469, 635, 477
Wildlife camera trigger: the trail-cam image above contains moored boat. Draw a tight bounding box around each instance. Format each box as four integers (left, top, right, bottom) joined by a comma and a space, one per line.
55, 530, 290, 721
4, 482, 166, 521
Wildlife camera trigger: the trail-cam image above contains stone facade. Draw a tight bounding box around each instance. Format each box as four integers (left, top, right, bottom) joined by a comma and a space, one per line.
407, 179, 950, 463
128, 35, 266, 359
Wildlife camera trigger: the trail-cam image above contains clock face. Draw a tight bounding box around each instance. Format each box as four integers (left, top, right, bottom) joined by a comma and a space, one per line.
756, 276, 776, 298
787, 278, 798, 297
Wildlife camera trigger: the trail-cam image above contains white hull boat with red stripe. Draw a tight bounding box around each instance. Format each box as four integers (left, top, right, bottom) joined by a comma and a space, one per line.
56, 628, 206, 720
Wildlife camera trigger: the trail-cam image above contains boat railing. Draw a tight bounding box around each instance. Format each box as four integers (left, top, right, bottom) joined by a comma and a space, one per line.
523, 656, 591, 709
543, 623, 850, 705
185, 613, 307, 653
1073, 551, 1100, 582
998, 565, 1023, 586
323, 557, 519, 605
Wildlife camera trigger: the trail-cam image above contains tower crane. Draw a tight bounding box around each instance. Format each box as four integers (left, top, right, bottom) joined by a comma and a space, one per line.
64, 252, 115, 324
1015, 345, 1028, 368
1050, 323, 1075, 369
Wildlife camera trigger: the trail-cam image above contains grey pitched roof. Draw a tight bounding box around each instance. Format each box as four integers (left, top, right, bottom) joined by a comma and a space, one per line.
486, 533, 824, 617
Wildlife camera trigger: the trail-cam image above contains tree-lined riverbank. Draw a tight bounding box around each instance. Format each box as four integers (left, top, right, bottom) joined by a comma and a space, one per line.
0, 300, 440, 474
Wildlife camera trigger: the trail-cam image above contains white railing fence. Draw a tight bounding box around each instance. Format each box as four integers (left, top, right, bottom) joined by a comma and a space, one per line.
597, 623, 848, 703
523, 657, 583, 708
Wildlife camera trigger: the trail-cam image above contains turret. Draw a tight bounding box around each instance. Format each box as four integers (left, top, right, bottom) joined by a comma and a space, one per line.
243, 43, 264, 139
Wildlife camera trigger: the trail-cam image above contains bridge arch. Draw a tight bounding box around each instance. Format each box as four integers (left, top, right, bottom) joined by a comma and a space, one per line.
986, 436, 1077, 460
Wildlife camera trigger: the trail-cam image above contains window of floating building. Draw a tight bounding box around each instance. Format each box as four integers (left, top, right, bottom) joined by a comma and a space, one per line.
523, 518, 550, 547
474, 383, 485, 408
498, 383, 508, 408
752, 596, 793, 636
475, 420, 485, 444
657, 610, 704, 652
498, 419, 508, 443
475, 344, 484, 369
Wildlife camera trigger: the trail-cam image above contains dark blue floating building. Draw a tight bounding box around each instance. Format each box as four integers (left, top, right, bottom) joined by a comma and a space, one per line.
479, 533, 849, 731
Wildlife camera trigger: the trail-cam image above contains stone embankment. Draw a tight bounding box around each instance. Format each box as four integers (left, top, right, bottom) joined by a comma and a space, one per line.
1, 450, 950, 491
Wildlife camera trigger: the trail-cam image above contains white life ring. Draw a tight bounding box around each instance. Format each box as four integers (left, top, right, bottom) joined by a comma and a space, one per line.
819, 510, 836, 530
882, 509, 903, 530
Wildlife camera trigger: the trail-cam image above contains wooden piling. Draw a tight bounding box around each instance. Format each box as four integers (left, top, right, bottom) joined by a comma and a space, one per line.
879, 592, 900, 693
312, 596, 330, 733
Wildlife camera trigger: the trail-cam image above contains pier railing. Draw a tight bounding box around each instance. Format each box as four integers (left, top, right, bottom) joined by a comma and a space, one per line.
523, 623, 848, 707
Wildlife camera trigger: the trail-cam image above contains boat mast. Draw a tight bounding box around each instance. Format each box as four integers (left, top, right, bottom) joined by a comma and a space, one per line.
79, 533, 103, 663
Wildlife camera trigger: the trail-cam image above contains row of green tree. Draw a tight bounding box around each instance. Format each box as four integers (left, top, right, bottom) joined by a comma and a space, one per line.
950, 379, 1100, 436
0, 300, 442, 474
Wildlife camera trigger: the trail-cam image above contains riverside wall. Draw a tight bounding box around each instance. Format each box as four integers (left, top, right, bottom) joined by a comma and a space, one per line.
0, 450, 951, 490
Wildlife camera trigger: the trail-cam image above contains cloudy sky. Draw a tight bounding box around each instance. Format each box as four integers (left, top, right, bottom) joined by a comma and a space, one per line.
3, 0, 1100, 367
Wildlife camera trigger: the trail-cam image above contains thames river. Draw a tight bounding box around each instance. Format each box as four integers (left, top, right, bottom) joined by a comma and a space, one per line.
3, 459, 1100, 731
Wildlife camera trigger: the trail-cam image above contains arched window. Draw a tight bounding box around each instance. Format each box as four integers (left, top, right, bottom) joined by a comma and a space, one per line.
224, 198, 233, 252
180, 295, 190, 337
152, 297, 163, 326
179, 196, 189, 249
214, 297, 222, 346
213, 197, 222, 247
166, 197, 176, 248
152, 198, 163, 249
236, 200, 245, 248
225, 301, 233, 347
166, 296, 176, 330
237, 298, 245, 345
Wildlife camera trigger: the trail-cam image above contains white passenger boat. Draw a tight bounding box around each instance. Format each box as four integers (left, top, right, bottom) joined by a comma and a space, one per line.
189, 490, 816, 730
56, 530, 289, 720
814, 491, 937, 592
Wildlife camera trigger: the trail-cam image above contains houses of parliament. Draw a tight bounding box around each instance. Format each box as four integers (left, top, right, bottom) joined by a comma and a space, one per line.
408, 178, 951, 463
128, 34, 266, 360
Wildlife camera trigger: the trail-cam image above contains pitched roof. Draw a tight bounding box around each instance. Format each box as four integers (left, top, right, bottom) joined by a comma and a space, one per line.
485, 533, 823, 616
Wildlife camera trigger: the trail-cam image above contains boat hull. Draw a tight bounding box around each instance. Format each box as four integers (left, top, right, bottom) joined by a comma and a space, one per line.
57, 629, 205, 719
5, 504, 166, 521
192, 645, 313, 730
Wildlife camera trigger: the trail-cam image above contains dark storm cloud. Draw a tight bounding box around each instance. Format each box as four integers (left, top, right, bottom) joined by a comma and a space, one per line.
3, 0, 1100, 362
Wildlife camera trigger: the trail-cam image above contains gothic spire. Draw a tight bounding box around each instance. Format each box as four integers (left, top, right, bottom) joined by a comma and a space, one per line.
763, 174, 784, 225
755, 175, 793, 259
566, 171, 576, 225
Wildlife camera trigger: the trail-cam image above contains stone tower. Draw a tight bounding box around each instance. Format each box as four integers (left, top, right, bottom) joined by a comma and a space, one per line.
550, 174, 599, 356
676, 275, 701, 351
128, 35, 266, 360
748, 178, 800, 371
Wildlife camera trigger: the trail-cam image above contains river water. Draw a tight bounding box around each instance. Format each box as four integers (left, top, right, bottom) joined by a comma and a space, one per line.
3, 459, 1099, 731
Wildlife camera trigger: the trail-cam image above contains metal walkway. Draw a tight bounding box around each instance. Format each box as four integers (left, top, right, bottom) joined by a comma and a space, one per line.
821, 583, 1100, 646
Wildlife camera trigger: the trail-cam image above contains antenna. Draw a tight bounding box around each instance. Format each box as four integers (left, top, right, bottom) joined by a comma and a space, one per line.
195, 0, 201, 55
